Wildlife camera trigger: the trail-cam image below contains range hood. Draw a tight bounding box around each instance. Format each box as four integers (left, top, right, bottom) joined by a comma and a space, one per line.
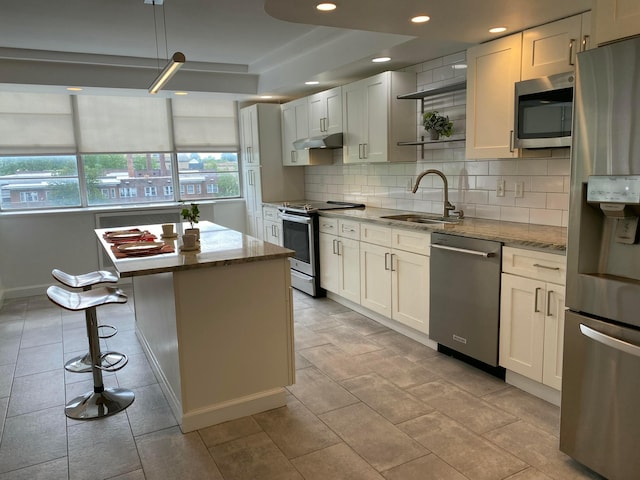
293, 132, 343, 150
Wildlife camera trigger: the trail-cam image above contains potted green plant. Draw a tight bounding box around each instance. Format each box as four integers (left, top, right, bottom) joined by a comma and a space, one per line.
423, 111, 453, 140
181, 202, 200, 240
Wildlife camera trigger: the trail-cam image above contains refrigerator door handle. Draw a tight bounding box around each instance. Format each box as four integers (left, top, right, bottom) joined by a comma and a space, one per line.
580, 323, 640, 358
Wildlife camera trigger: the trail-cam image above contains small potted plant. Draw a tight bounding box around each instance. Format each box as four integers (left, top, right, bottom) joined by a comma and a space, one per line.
181, 202, 200, 239
423, 111, 453, 140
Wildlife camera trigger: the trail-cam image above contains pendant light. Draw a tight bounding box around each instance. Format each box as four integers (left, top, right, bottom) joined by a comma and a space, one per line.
147, 0, 186, 94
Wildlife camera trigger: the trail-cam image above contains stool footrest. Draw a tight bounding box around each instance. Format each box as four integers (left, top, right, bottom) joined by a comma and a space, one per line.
97, 351, 128, 372
97, 324, 118, 339
65, 387, 135, 420
64, 351, 128, 373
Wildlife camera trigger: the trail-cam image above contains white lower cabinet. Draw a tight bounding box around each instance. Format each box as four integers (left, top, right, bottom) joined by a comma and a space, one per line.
499, 247, 566, 390
262, 206, 282, 246
319, 218, 360, 303
360, 224, 430, 334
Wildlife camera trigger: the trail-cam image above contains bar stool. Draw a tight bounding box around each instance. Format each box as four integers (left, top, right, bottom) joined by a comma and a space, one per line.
52, 269, 126, 373
47, 285, 135, 419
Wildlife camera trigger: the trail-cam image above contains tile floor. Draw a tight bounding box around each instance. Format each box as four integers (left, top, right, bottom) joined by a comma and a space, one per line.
0, 287, 603, 480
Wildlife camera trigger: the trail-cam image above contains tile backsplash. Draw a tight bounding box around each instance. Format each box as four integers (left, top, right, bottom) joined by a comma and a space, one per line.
304, 51, 570, 227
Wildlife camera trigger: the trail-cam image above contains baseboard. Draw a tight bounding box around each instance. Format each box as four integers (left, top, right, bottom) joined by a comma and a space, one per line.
181, 388, 287, 433
135, 327, 184, 428
325, 292, 438, 351
505, 370, 561, 407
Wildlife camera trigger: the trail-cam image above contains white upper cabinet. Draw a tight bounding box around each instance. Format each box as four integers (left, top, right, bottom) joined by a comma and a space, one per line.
239, 105, 260, 165
342, 71, 416, 164
308, 86, 342, 137
595, 0, 640, 45
281, 98, 310, 166
466, 33, 523, 159
521, 12, 592, 80
281, 95, 333, 167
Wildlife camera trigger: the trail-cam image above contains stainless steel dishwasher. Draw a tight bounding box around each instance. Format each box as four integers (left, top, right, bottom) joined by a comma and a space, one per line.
430, 232, 502, 367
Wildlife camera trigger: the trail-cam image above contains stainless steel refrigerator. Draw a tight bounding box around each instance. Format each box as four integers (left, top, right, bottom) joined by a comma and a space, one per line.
562, 36, 640, 480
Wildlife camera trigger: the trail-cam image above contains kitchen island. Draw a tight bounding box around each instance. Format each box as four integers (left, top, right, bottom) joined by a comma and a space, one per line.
96, 221, 295, 433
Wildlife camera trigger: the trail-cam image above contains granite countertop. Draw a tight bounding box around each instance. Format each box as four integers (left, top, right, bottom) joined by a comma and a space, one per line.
96, 221, 294, 278
317, 206, 567, 252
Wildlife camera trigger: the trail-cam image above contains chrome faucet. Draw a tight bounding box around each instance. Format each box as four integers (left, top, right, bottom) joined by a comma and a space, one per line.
411, 169, 456, 218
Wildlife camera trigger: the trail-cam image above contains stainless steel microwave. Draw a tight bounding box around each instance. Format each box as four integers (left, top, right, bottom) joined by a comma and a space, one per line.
514, 72, 574, 149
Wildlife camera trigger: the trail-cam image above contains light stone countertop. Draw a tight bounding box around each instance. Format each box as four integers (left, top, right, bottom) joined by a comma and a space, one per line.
96, 221, 294, 278
317, 206, 568, 253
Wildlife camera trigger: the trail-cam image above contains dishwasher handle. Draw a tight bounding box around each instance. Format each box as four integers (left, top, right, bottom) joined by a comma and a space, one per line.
431, 243, 496, 258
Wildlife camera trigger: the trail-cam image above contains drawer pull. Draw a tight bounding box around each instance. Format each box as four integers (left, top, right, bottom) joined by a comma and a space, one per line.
533, 263, 560, 271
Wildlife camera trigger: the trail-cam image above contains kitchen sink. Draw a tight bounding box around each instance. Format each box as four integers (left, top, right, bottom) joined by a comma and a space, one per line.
381, 214, 460, 224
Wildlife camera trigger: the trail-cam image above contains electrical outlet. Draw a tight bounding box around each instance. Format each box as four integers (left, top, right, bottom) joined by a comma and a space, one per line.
496, 179, 505, 197
515, 181, 524, 198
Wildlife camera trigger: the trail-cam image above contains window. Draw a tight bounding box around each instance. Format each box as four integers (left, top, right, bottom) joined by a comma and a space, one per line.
20, 191, 39, 202
0, 155, 80, 210
119, 187, 138, 198
84, 153, 172, 206
0, 93, 241, 211
178, 152, 239, 201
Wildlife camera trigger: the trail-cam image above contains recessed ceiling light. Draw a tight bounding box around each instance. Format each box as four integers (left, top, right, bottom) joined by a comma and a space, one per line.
305, 81, 320, 85
452, 64, 467, 70
260, 95, 273, 99
411, 15, 430, 23
372, 57, 391, 63
489, 26, 507, 33
316, 3, 336, 11
66, 87, 83, 92
174, 91, 189, 96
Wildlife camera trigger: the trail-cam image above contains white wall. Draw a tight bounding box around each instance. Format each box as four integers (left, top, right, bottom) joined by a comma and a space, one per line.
304, 52, 571, 227
0, 200, 246, 299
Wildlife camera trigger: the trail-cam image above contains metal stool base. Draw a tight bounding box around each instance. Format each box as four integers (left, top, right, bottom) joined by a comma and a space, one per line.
65, 387, 134, 420
64, 351, 128, 373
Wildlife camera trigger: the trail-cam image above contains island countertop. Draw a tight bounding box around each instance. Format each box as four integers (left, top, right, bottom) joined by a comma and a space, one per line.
96, 220, 294, 277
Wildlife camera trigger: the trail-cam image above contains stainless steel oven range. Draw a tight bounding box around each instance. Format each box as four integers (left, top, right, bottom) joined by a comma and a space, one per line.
278, 201, 364, 297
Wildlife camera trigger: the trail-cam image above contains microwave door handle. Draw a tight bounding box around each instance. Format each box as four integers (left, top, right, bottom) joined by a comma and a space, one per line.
569, 38, 576, 66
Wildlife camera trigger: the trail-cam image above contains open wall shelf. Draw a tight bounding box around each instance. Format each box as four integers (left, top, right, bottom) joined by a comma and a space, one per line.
397, 80, 467, 158
397, 80, 466, 100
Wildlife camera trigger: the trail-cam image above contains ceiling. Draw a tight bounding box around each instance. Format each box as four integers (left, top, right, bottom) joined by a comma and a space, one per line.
0, 0, 592, 101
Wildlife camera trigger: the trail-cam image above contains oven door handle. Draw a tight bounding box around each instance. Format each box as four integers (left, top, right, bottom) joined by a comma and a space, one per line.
580, 324, 640, 358
279, 212, 313, 224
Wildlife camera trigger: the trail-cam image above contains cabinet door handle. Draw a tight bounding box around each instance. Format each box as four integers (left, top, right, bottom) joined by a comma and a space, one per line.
534, 287, 542, 313
362, 143, 368, 159
546, 290, 554, 316
247, 146, 253, 163
509, 130, 515, 153
533, 263, 560, 271
358, 143, 363, 159
581, 35, 590, 52
332, 238, 337, 255
390, 253, 396, 272
291, 150, 297, 163
384, 252, 390, 270
336, 240, 342, 256
569, 38, 576, 65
